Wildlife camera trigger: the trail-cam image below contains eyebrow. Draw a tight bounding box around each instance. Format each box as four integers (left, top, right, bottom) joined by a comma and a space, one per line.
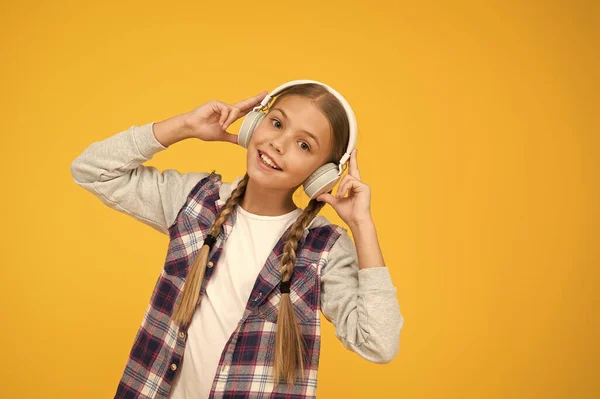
271, 107, 320, 148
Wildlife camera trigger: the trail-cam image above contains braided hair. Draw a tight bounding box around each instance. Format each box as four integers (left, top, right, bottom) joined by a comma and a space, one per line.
173, 83, 350, 385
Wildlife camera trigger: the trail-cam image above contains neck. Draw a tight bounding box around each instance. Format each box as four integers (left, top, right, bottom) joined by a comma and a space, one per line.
240, 177, 299, 216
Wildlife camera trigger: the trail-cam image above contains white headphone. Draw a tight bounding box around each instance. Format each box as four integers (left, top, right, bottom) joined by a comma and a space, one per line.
237, 79, 358, 200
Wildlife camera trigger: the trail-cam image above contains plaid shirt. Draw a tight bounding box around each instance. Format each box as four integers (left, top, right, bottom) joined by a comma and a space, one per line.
115, 171, 343, 399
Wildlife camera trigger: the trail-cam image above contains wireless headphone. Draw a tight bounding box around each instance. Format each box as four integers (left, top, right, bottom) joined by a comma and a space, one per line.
238, 79, 358, 200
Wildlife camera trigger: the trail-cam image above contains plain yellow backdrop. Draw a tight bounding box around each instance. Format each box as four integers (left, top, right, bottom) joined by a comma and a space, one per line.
0, 1, 597, 398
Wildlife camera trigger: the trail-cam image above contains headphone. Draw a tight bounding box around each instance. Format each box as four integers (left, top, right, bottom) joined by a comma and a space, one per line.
237, 79, 358, 200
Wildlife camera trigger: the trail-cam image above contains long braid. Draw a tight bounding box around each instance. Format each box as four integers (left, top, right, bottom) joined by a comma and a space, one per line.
172, 173, 250, 329
272, 194, 328, 384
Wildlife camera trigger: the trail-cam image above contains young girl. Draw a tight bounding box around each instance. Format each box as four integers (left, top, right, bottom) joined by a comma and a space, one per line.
70, 80, 404, 399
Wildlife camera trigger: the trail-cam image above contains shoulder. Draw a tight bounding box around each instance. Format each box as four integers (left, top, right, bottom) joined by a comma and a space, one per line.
307, 214, 346, 237
186, 170, 238, 203
308, 215, 356, 259
181, 173, 250, 219
172, 171, 222, 221
304, 214, 354, 255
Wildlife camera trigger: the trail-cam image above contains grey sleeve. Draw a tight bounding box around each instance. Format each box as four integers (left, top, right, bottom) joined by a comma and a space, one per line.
320, 228, 404, 363
69, 122, 210, 235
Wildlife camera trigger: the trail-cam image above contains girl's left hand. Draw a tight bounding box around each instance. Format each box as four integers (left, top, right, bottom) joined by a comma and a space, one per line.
316, 149, 372, 227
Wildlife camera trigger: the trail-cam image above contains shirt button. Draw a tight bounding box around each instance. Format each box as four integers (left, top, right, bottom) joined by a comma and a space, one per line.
170, 363, 178, 371
179, 331, 185, 339
207, 261, 214, 268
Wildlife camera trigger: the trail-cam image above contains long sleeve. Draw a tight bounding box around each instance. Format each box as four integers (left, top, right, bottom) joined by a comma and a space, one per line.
320, 228, 404, 363
70, 122, 210, 235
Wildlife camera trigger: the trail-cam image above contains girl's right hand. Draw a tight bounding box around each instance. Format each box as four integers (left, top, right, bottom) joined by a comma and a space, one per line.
183, 90, 269, 144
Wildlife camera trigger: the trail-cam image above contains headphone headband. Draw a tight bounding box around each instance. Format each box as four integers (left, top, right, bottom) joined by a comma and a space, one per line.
255, 79, 358, 173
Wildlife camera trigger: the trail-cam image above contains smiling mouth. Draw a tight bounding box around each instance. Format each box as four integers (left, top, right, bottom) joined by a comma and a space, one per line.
258, 150, 283, 171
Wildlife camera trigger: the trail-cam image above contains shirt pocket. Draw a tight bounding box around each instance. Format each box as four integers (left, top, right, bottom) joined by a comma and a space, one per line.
257, 261, 319, 325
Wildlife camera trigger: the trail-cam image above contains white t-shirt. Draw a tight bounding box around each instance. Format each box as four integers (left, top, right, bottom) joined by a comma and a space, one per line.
167, 203, 303, 399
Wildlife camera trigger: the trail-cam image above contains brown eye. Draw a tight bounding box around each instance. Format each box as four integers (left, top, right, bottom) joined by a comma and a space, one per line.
299, 142, 310, 151
271, 118, 282, 129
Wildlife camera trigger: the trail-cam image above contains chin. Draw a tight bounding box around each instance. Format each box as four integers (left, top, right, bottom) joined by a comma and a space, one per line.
247, 167, 299, 192
248, 167, 279, 184
245, 148, 303, 189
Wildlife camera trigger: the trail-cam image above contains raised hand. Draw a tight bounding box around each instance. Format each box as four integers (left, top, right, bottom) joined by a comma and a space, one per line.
183, 90, 268, 144
316, 149, 372, 227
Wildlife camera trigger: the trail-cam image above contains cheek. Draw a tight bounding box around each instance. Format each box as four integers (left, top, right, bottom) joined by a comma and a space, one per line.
251, 124, 269, 141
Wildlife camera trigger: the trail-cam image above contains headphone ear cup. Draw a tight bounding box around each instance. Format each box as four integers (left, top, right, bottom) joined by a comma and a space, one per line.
238, 111, 266, 148
303, 163, 340, 200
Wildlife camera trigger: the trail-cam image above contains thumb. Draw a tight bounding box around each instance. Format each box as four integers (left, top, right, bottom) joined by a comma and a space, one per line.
223, 131, 239, 145
316, 192, 338, 206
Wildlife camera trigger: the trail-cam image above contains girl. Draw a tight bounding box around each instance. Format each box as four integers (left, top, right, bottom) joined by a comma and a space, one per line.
70, 81, 404, 399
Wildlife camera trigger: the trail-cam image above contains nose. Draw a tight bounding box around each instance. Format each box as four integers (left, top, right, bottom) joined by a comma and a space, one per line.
269, 141, 282, 154
269, 133, 287, 154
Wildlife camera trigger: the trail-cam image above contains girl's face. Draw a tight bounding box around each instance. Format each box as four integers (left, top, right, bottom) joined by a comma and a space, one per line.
246, 95, 333, 192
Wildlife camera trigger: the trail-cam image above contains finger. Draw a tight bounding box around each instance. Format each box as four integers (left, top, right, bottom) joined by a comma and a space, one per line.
348, 148, 360, 180
336, 182, 348, 198
239, 106, 254, 118
336, 175, 353, 198
335, 179, 348, 198
339, 178, 362, 198
339, 180, 352, 198
219, 107, 230, 127
223, 132, 239, 145
234, 90, 269, 113
316, 192, 339, 206
211, 100, 229, 123
222, 107, 240, 131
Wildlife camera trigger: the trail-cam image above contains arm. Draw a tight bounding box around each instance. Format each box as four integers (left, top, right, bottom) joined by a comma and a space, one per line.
69, 116, 209, 235
320, 227, 404, 364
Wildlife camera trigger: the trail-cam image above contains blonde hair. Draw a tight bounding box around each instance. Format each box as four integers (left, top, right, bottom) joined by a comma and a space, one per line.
172, 83, 350, 385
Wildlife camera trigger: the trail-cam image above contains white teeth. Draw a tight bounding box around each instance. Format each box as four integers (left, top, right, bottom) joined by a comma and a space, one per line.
260, 153, 281, 170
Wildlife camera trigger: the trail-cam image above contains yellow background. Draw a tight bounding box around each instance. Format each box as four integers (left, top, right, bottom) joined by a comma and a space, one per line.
1, 1, 598, 398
